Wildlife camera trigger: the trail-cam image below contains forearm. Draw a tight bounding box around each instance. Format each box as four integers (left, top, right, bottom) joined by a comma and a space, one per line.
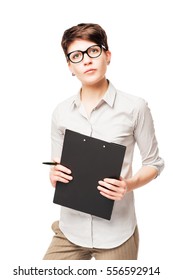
126, 165, 158, 192
98, 165, 158, 201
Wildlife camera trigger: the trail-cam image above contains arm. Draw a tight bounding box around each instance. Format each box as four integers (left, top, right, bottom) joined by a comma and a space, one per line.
49, 107, 73, 187
125, 165, 158, 191
98, 99, 164, 200
97, 165, 158, 200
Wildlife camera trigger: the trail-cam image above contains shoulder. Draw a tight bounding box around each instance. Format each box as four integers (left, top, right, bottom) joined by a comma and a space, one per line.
116, 89, 146, 107
52, 94, 77, 118
115, 88, 148, 114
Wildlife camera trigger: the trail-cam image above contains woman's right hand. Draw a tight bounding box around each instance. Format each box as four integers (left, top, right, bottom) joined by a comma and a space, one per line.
49, 158, 73, 187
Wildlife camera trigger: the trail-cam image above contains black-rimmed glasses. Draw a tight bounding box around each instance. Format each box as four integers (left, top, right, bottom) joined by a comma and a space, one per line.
67, 44, 106, 63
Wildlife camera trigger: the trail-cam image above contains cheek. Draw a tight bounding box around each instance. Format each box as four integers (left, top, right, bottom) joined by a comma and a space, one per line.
98, 60, 107, 74
68, 64, 75, 74
69, 64, 82, 75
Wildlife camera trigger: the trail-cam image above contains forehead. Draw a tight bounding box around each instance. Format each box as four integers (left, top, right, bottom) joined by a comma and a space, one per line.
67, 39, 97, 53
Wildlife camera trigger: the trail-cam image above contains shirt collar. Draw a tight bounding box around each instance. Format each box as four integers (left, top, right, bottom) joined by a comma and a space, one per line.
102, 81, 117, 107
73, 91, 81, 108
73, 81, 117, 108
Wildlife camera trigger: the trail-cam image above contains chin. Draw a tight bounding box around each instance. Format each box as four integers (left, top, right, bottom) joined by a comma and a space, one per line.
82, 76, 105, 86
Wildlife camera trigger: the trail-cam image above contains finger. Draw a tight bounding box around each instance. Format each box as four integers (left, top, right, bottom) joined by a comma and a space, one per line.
53, 164, 72, 175
54, 171, 73, 181
103, 178, 121, 186
97, 186, 123, 201
55, 176, 71, 184
100, 192, 122, 201
52, 157, 71, 174
97, 185, 123, 199
103, 178, 127, 193
51, 174, 72, 184
98, 180, 122, 193
52, 157, 60, 164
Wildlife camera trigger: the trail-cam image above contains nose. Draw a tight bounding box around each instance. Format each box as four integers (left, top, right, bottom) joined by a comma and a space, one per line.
83, 53, 92, 64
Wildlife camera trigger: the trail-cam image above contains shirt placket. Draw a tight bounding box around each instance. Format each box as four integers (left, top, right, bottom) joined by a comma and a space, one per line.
78, 105, 99, 247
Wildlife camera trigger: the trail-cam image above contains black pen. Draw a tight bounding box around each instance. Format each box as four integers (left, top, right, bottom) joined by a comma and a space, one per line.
42, 162, 58, 166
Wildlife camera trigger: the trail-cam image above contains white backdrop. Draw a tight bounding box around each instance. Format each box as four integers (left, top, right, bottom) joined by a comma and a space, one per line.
0, 0, 172, 278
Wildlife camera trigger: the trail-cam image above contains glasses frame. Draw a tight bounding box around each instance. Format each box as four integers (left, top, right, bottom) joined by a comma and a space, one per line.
67, 44, 106, 64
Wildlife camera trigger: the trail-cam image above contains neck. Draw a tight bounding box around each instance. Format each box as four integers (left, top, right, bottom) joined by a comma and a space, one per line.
80, 78, 109, 117
81, 78, 108, 102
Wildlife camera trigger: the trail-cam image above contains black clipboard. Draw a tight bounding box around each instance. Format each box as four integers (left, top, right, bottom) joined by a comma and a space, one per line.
53, 129, 126, 220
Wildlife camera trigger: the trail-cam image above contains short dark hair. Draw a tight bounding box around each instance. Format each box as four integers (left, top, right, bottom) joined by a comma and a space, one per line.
61, 23, 109, 56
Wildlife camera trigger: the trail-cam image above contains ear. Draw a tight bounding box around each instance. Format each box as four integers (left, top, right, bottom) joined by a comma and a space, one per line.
105, 50, 111, 64
68, 62, 75, 75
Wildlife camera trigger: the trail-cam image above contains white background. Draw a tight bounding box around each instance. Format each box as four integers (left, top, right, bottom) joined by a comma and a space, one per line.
0, 0, 172, 278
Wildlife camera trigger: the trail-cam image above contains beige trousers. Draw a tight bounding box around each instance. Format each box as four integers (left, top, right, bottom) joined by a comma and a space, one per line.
43, 221, 139, 260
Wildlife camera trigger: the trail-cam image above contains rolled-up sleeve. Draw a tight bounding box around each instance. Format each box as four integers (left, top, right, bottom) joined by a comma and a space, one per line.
133, 99, 164, 175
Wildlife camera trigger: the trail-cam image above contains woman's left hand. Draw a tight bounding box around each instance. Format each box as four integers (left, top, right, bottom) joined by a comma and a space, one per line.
97, 177, 128, 201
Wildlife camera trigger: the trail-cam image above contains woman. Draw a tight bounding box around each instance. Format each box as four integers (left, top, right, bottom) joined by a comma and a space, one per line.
43, 23, 164, 260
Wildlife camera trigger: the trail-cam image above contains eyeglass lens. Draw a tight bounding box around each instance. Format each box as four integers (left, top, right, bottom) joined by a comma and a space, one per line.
68, 45, 102, 63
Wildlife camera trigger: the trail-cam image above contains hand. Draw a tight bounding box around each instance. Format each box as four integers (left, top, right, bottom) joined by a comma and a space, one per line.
97, 177, 128, 201
49, 158, 73, 187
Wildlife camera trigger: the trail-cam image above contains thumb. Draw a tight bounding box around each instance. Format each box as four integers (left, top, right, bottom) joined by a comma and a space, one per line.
52, 157, 60, 164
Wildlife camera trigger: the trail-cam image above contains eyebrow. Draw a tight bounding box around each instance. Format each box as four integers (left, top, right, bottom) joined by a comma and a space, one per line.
67, 44, 101, 55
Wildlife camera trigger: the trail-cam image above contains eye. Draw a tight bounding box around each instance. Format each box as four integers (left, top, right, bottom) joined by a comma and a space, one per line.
89, 46, 100, 55
70, 51, 82, 61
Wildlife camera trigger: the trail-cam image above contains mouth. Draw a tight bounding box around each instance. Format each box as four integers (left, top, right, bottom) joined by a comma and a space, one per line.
84, 68, 96, 74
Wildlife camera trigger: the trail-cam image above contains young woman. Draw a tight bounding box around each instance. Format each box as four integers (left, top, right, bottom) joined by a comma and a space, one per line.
43, 23, 164, 260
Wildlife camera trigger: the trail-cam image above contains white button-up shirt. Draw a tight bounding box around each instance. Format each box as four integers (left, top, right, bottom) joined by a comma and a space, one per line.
51, 81, 164, 248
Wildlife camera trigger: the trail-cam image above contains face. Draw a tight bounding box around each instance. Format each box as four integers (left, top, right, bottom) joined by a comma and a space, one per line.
67, 40, 111, 86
